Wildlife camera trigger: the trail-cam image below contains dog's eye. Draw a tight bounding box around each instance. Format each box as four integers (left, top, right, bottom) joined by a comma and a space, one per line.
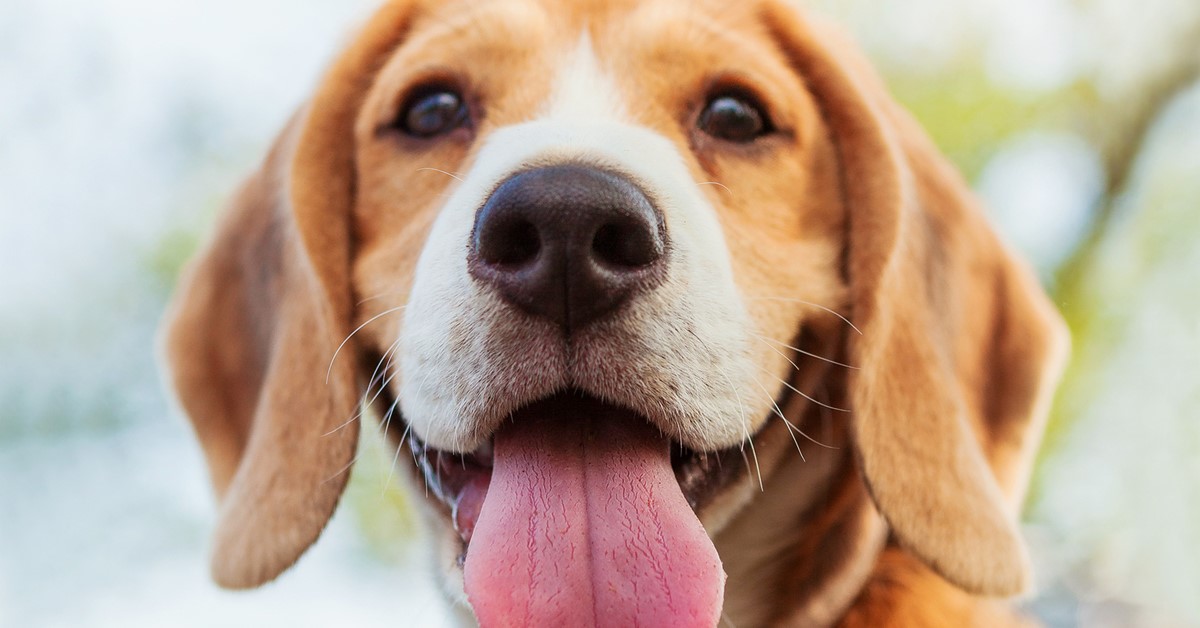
697, 94, 771, 143
400, 88, 469, 138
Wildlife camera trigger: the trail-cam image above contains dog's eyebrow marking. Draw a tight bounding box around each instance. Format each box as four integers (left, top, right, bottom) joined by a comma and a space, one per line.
543, 34, 628, 122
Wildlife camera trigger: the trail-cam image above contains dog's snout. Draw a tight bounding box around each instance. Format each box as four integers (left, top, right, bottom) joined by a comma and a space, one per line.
470, 164, 666, 331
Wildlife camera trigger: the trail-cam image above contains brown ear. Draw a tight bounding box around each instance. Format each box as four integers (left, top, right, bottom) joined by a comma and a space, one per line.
159, 2, 415, 589
764, 3, 1070, 596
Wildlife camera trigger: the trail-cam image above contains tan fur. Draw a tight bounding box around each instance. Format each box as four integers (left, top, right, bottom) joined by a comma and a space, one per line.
161, 0, 1068, 623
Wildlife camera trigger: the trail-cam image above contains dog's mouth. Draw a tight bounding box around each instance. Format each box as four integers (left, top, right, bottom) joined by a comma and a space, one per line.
411, 392, 744, 547
408, 390, 739, 627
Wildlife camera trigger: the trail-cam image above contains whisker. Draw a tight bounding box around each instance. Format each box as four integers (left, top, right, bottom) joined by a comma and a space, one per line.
700, 326, 761, 492
697, 180, 732, 195
815, 382, 837, 444
412, 367, 437, 410
688, 325, 762, 491
323, 412, 360, 438
396, 418, 413, 451
361, 337, 401, 404
326, 305, 407, 383
737, 448, 758, 493
376, 384, 402, 438
739, 434, 758, 494
322, 450, 361, 485
414, 167, 464, 182
389, 368, 436, 499
757, 364, 850, 415
750, 378, 805, 462
762, 377, 840, 450
330, 391, 386, 440
360, 343, 405, 414
356, 290, 406, 306
750, 331, 858, 370
745, 296, 862, 335
364, 347, 392, 392
325, 338, 403, 438
756, 332, 803, 373
383, 404, 410, 496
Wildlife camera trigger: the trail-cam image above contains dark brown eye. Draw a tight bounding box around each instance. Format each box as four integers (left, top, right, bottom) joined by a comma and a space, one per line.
400, 88, 468, 138
697, 94, 770, 143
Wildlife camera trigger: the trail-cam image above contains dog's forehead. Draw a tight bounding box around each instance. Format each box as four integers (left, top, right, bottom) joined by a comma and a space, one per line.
407, 0, 753, 39
360, 0, 801, 151
403, 0, 771, 62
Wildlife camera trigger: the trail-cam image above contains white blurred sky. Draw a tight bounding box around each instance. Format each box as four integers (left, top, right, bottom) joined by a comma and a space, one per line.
0, 0, 377, 313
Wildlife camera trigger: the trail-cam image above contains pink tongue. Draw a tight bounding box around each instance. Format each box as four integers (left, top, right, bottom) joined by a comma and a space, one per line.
463, 398, 725, 628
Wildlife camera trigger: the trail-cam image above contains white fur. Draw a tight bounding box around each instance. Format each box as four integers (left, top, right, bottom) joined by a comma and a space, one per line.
399, 37, 755, 452
542, 35, 628, 121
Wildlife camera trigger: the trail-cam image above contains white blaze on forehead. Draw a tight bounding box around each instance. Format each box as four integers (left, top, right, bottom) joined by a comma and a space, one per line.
543, 35, 629, 122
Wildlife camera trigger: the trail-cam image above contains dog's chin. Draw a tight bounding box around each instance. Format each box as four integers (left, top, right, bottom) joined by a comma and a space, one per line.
405, 389, 748, 558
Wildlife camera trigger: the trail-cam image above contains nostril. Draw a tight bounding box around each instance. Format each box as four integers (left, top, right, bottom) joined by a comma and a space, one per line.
469, 164, 669, 331
592, 219, 662, 269
478, 218, 540, 266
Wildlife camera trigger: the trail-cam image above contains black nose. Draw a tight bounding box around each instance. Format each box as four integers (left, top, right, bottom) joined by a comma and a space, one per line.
469, 164, 667, 331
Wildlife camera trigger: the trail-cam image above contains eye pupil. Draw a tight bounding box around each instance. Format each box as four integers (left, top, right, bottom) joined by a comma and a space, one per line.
698, 95, 768, 143
402, 90, 467, 137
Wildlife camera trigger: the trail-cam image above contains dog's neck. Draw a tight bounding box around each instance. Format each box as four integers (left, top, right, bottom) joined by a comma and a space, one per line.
712, 415, 886, 627
705, 322, 887, 627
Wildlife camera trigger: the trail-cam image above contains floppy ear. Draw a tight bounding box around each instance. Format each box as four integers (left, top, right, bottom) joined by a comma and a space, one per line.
763, 3, 1070, 596
160, 2, 415, 589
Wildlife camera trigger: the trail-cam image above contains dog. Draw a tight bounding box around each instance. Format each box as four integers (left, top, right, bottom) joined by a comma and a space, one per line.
161, 0, 1069, 625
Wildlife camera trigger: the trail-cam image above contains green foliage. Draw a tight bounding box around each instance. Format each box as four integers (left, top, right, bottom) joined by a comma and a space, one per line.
342, 419, 421, 563
142, 226, 204, 295
885, 62, 1100, 183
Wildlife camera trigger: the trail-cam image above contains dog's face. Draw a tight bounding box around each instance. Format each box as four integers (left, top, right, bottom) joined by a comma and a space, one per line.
162, 0, 1068, 624
353, 0, 843, 456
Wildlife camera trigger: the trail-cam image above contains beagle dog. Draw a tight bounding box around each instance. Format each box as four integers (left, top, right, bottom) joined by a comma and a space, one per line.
161, 0, 1069, 625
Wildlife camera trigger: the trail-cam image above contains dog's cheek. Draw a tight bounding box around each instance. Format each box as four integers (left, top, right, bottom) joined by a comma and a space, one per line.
350, 142, 466, 364
709, 138, 848, 411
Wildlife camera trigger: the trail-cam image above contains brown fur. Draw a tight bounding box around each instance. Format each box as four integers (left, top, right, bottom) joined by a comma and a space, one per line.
161, 0, 1069, 624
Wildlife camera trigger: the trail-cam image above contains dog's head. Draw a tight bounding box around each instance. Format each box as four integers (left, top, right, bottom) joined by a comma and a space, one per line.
162, 0, 1068, 623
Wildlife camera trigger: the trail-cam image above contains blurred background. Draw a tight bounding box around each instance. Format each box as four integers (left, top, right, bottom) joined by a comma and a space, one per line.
1, 0, 1196, 625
